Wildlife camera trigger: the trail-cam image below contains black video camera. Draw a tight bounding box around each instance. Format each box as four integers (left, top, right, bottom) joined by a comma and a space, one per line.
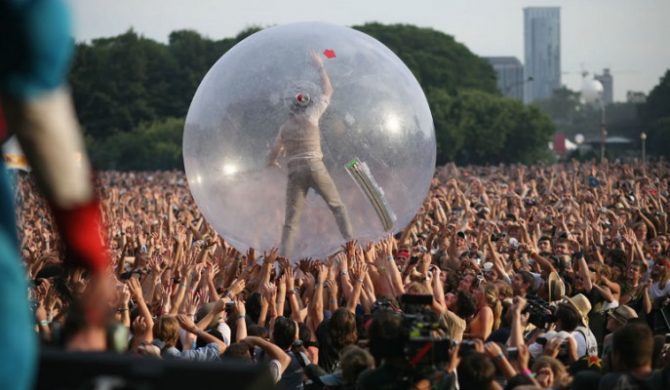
523, 295, 556, 328
399, 294, 453, 368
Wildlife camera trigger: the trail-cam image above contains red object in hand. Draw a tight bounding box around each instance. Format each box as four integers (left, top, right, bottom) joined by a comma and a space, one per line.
51, 199, 110, 274
323, 49, 336, 59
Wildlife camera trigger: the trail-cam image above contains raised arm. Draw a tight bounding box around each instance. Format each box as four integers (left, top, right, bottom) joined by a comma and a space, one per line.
308, 265, 327, 330
244, 336, 291, 375
347, 261, 368, 313
128, 277, 154, 338
234, 299, 247, 342
311, 51, 332, 99
177, 314, 227, 353
576, 255, 593, 292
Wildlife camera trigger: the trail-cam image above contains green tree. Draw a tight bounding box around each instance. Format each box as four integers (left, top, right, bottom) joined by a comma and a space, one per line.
88, 117, 184, 170
641, 69, 670, 123
69, 24, 555, 169
641, 69, 670, 157
432, 89, 554, 165
354, 23, 498, 94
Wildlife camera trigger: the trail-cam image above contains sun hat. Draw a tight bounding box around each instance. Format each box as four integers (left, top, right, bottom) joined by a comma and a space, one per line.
564, 293, 592, 326
607, 305, 638, 324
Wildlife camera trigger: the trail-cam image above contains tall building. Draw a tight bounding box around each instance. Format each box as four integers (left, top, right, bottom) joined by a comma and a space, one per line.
524, 7, 561, 103
484, 57, 525, 101
594, 68, 613, 104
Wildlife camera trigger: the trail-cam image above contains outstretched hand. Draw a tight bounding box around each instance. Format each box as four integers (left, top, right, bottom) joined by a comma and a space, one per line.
310, 50, 324, 68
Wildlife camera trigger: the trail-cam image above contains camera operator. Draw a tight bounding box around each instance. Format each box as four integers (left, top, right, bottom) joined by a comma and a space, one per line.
510, 296, 580, 365
356, 309, 413, 390
564, 294, 599, 358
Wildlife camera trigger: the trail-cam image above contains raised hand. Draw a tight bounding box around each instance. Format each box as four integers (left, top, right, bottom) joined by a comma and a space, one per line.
309, 50, 324, 68
278, 256, 290, 272
204, 262, 220, 281
234, 299, 246, 317
132, 316, 150, 336
317, 264, 328, 284
176, 314, 198, 334
183, 290, 200, 316
127, 277, 143, 300
247, 248, 257, 264
286, 268, 296, 291
228, 278, 246, 298
261, 282, 277, 304
483, 341, 503, 359
118, 284, 131, 306
350, 261, 368, 283
264, 248, 278, 265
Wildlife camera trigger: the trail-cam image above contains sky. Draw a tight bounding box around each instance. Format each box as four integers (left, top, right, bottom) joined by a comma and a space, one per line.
68, 0, 669, 102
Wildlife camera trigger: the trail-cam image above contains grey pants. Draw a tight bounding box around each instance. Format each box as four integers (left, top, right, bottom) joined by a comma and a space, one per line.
280, 159, 353, 259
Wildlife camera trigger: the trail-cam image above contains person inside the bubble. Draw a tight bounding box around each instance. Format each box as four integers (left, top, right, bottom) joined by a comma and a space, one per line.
267, 50, 353, 259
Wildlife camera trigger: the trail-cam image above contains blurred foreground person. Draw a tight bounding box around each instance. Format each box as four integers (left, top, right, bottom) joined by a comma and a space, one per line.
1, 0, 111, 388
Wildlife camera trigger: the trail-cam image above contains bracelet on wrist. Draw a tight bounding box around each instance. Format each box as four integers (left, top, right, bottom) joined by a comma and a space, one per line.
38, 319, 49, 327
287, 289, 295, 295
236, 314, 246, 321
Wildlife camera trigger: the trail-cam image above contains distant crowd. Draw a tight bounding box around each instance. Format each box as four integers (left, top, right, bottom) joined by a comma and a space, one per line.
15, 160, 670, 389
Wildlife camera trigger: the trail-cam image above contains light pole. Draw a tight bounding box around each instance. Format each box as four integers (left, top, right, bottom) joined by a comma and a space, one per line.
641, 132, 647, 166
581, 75, 606, 161
599, 100, 607, 161
575, 133, 585, 158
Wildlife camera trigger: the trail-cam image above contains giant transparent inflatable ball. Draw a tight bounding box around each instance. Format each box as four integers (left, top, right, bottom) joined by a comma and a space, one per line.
184, 22, 436, 260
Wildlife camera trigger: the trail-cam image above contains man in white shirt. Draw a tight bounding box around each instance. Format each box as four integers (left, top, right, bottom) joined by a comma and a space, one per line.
268, 51, 353, 259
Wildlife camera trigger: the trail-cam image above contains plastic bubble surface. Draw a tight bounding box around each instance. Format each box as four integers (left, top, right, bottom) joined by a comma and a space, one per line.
183, 22, 436, 260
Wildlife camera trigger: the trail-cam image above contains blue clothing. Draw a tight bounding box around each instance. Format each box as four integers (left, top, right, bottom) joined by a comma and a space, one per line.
0, 161, 37, 390
0, 0, 75, 388
0, 0, 73, 99
153, 339, 221, 362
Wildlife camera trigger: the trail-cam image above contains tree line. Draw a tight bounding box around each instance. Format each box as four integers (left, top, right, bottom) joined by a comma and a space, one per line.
69, 23, 557, 170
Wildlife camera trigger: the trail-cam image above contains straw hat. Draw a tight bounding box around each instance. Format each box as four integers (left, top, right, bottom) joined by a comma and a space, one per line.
564, 293, 592, 326
547, 271, 565, 302
607, 305, 638, 324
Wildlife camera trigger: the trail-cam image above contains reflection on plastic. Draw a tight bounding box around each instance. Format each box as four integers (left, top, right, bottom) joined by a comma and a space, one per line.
345, 158, 396, 231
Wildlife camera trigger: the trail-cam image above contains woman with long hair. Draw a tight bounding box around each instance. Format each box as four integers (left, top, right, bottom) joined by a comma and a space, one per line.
466, 283, 501, 340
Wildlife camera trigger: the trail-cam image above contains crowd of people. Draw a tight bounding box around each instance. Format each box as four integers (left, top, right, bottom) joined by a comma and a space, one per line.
13, 160, 670, 389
